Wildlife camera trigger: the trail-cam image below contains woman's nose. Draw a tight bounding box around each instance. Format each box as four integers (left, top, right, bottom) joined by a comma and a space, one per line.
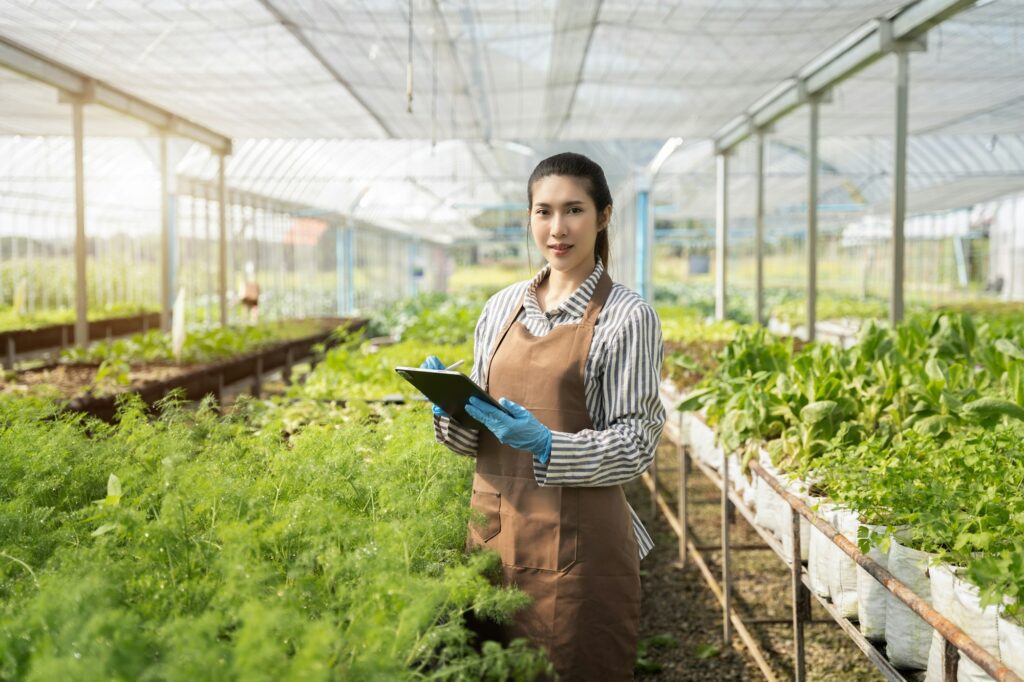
550, 214, 567, 237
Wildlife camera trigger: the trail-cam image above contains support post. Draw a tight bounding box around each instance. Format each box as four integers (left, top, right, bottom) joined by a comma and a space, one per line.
755, 131, 766, 326
635, 174, 652, 301
650, 441, 658, 518
72, 97, 88, 347
807, 97, 820, 343
342, 225, 350, 315
891, 50, 909, 326
790, 507, 808, 682
678, 412, 688, 566
721, 438, 732, 644
409, 238, 420, 297
345, 225, 355, 312
218, 154, 228, 327
943, 638, 959, 682
160, 135, 171, 332
715, 153, 728, 321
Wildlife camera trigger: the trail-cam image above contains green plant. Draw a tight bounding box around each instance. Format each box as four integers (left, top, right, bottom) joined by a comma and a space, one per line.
0, 396, 551, 680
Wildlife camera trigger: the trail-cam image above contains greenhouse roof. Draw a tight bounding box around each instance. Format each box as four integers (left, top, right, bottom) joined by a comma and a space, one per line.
1, 0, 1022, 234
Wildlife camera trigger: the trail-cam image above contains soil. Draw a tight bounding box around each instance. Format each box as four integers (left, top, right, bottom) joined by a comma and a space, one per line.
0, 363, 201, 400
625, 440, 886, 681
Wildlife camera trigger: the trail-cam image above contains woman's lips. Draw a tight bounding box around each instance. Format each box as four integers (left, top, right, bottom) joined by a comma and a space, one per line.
550, 244, 573, 255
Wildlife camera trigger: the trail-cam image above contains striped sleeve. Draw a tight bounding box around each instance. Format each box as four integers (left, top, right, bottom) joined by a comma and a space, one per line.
534, 302, 666, 487
433, 413, 479, 457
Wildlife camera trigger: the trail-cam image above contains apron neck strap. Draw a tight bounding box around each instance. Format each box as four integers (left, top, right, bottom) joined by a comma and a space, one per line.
581, 271, 612, 326
495, 268, 612, 344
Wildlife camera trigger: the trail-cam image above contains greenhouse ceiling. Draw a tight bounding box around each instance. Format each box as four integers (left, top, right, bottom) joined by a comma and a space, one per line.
1, 0, 1022, 235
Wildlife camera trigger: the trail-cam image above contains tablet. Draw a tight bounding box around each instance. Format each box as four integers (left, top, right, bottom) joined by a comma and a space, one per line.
394, 366, 510, 430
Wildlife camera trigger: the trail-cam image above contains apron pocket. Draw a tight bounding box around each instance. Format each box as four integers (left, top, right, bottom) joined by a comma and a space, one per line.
507, 485, 578, 572
469, 489, 501, 542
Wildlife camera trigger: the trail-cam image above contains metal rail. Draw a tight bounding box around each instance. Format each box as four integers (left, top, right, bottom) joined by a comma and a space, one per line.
652, 388, 1021, 682
748, 458, 1020, 681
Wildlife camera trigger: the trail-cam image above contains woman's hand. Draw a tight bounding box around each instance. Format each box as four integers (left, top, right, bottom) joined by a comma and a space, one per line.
465, 397, 552, 464
419, 356, 449, 417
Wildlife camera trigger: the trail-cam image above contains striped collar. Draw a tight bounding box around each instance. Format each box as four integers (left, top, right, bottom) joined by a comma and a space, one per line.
524, 258, 605, 320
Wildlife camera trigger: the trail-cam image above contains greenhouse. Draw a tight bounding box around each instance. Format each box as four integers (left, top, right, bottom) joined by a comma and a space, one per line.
1, 0, 1023, 680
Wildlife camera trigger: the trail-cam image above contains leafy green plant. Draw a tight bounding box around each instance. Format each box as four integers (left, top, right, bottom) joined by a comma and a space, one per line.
0, 396, 552, 680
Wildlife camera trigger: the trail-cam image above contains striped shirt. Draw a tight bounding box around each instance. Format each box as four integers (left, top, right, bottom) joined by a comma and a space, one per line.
434, 259, 666, 560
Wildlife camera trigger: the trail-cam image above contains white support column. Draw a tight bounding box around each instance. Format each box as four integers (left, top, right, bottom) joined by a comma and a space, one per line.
72, 98, 88, 346
891, 50, 909, 325
807, 98, 820, 342
218, 153, 228, 326
755, 132, 766, 326
160, 135, 171, 331
715, 153, 729, 321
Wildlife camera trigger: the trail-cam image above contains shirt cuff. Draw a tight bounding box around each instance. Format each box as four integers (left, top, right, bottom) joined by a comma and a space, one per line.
435, 414, 480, 457
533, 430, 574, 485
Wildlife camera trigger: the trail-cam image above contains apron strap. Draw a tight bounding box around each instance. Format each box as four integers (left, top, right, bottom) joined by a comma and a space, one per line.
483, 289, 528, 390
483, 269, 612, 390
581, 271, 613, 326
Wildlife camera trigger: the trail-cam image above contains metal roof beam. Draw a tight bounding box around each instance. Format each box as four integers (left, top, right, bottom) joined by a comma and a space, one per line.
713, 0, 977, 154
0, 35, 231, 154
544, 0, 602, 140
257, 0, 395, 138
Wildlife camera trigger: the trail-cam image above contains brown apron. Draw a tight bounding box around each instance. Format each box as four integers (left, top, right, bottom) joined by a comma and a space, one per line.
467, 271, 641, 681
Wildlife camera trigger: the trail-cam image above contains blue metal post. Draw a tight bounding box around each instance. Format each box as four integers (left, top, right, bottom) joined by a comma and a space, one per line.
345, 226, 355, 313
635, 177, 652, 301
409, 238, 419, 297
336, 225, 355, 314
342, 227, 350, 315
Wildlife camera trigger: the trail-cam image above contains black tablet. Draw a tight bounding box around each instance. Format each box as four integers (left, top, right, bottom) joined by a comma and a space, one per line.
394, 366, 510, 430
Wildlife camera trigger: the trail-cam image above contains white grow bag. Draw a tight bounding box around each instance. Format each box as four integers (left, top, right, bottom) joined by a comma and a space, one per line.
886, 537, 936, 670
856, 524, 890, 641
824, 507, 860, 619
753, 450, 784, 535
925, 563, 959, 682
808, 502, 837, 598
778, 477, 811, 563
950, 573, 1002, 682
999, 611, 1024, 677
688, 414, 724, 469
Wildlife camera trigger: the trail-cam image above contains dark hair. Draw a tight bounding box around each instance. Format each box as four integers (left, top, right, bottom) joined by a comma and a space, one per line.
527, 152, 613, 269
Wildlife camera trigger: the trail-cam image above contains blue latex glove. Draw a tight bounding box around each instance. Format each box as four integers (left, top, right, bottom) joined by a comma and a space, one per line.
464, 396, 552, 464
419, 355, 449, 418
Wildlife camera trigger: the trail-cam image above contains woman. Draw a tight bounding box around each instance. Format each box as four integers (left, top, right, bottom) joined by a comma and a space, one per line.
422, 152, 665, 680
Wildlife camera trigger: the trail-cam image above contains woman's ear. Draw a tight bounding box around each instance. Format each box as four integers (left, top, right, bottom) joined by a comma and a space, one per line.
599, 205, 613, 231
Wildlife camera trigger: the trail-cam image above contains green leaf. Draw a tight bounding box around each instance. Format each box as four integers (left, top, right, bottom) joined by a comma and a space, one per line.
694, 643, 720, 659
641, 634, 678, 649
995, 338, 1024, 361
962, 398, 1024, 423
913, 414, 955, 437
91, 523, 119, 537
800, 400, 837, 424
676, 388, 713, 412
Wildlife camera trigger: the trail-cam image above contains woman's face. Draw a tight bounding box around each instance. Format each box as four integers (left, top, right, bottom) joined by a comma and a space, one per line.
529, 174, 610, 276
